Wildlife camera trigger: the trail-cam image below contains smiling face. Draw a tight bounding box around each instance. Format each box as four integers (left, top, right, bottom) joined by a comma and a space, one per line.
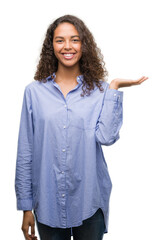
53, 22, 82, 69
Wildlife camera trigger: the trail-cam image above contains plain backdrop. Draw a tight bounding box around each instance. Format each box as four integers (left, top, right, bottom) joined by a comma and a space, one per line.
0, 0, 162, 239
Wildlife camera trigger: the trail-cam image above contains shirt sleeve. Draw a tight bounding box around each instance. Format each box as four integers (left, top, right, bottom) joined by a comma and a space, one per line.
15, 86, 34, 210
95, 83, 123, 146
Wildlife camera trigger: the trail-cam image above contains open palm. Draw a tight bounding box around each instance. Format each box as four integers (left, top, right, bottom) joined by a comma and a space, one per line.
115, 76, 148, 88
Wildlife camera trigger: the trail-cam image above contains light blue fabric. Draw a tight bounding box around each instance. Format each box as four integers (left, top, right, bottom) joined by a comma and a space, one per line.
15, 72, 123, 236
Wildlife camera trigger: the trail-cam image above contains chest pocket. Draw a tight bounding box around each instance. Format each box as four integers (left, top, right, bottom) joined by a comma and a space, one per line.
68, 99, 102, 130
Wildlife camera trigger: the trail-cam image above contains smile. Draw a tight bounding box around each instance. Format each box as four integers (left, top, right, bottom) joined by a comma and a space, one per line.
62, 53, 76, 60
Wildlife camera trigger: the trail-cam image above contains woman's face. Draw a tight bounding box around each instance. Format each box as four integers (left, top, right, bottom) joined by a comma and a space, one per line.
53, 22, 82, 68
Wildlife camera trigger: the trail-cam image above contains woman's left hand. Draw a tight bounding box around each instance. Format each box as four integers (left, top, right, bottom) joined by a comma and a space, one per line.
109, 76, 149, 89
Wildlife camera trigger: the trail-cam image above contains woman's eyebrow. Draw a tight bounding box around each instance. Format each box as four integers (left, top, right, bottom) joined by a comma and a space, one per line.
54, 35, 80, 39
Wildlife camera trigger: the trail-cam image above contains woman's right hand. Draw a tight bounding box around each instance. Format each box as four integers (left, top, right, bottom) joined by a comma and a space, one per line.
22, 211, 38, 240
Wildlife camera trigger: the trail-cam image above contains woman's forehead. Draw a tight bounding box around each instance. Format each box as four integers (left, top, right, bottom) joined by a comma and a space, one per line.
54, 22, 79, 36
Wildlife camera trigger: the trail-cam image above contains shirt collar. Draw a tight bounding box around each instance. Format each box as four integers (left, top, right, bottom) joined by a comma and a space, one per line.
46, 72, 84, 84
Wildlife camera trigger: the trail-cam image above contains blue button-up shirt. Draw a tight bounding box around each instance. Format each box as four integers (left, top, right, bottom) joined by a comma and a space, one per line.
15, 72, 123, 236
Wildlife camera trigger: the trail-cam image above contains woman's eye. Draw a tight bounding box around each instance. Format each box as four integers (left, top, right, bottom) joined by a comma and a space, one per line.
56, 39, 80, 43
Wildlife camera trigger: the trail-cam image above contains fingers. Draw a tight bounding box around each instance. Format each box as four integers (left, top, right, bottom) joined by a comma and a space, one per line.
22, 228, 38, 240
22, 226, 31, 240
31, 223, 37, 239
29, 234, 38, 240
133, 76, 148, 85
138, 76, 149, 83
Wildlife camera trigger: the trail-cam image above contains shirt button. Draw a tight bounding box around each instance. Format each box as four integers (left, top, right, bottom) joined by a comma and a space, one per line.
114, 93, 116, 96
62, 194, 65, 197
62, 149, 66, 152
61, 171, 64, 174
64, 104, 67, 107
63, 126, 66, 129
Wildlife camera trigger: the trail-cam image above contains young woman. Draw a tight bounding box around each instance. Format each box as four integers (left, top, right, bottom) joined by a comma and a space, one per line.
15, 14, 148, 240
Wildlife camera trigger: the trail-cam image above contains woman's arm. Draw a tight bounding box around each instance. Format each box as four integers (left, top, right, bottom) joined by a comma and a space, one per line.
95, 84, 123, 146
15, 86, 34, 211
95, 76, 148, 146
15, 86, 38, 239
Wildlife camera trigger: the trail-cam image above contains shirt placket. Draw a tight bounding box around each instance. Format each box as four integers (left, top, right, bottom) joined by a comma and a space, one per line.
60, 102, 68, 227
52, 79, 82, 227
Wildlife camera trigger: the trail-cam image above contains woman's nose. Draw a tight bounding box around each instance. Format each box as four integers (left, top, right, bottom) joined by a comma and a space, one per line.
64, 40, 72, 49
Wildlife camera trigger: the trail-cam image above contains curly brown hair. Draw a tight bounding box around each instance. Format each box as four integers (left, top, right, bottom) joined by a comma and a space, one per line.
34, 14, 109, 97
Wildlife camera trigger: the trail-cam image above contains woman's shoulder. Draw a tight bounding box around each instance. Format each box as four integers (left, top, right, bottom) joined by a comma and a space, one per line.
24, 80, 46, 91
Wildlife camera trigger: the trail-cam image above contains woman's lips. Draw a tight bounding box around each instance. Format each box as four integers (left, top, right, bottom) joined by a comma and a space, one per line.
62, 53, 76, 60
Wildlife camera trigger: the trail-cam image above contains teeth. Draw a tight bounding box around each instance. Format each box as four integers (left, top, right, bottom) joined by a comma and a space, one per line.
63, 54, 74, 56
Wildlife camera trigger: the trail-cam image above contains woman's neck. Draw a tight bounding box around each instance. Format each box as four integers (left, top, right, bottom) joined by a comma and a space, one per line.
55, 64, 82, 84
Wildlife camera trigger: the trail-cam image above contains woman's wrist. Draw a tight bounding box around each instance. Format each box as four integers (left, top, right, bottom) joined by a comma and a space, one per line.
23, 210, 32, 214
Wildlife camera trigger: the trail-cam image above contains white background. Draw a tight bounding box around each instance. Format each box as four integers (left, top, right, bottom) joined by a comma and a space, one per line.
0, 0, 162, 239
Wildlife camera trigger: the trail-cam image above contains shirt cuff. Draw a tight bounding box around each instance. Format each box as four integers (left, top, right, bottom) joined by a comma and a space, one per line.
105, 88, 123, 102
17, 199, 33, 211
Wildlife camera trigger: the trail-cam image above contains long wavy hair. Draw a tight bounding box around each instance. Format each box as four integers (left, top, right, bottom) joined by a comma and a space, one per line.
34, 14, 109, 97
